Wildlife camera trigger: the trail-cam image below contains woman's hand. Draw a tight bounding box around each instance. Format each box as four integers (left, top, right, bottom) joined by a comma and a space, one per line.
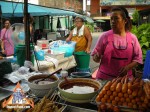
66, 37, 70, 42
1, 49, 5, 54
85, 48, 91, 54
93, 53, 100, 63
118, 66, 129, 77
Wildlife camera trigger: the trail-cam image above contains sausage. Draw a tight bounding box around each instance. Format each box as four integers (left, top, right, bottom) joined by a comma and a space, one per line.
116, 82, 122, 92
110, 77, 121, 91
122, 76, 128, 93
104, 81, 112, 90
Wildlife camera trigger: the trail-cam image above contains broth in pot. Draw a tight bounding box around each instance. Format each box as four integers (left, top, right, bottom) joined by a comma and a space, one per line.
60, 82, 99, 94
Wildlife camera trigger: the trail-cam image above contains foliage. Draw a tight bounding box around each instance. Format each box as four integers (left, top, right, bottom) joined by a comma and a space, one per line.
70, 25, 75, 30
132, 10, 139, 24
85, 22, 94, 33
131, 23, 150, 63
69, 22, 94, 33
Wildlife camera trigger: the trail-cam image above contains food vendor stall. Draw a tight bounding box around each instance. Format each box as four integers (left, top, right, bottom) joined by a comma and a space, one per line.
0, 59, 150, 112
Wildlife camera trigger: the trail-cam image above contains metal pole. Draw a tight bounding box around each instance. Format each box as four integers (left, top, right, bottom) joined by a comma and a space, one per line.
51, 16, 53, 32
24, 0, 31, 61
68, 16, 70, 30
0, 5, 2, 30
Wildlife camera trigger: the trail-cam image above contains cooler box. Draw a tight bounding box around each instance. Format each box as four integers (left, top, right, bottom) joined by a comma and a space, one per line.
37, 40, 49, 49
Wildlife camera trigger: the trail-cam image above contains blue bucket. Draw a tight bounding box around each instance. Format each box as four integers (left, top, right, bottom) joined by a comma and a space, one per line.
35, 50, 45, 61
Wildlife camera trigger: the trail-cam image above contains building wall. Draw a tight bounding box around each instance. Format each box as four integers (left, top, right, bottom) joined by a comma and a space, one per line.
6, 0, 39, 5
90, 0, 100, 16
90, 0, 150, 17
39, 0, 64, 8
6, 0, 82, 13
39, 0, 82, 13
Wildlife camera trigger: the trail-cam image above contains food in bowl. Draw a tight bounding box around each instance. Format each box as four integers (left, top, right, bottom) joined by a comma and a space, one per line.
28, 74, 59, 97
58, 78, 101, 101
60, 82, 99, 94
31, 78, 56, 85
28, 74, 57, 83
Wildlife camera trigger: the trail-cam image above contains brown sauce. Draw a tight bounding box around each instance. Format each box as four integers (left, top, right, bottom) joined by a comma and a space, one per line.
61, 82, 99, 94
32, 78, 56, 85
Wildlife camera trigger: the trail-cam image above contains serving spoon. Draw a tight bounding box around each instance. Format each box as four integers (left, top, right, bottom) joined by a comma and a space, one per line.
35, 68, 62, 84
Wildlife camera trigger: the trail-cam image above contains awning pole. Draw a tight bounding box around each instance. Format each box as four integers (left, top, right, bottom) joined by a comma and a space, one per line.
51, 16, 53, 32
0, 5, 2, 30
24, 0, 31, 61
68, 16, 69, 30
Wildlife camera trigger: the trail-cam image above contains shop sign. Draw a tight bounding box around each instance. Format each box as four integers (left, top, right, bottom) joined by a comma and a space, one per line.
2, 82, 34, 109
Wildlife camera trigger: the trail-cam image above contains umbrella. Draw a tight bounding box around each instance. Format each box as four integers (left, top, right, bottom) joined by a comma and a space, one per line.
84, 16, 94, 23
57, 17, 62, 29
95, 19, 105, 23
74, 13, 94, 23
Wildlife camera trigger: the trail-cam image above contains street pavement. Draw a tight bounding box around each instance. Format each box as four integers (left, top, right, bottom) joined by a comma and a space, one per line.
90, 32, 103, 73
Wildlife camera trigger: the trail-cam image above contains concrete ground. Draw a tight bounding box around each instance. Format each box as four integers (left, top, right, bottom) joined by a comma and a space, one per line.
90, 32, 103, 73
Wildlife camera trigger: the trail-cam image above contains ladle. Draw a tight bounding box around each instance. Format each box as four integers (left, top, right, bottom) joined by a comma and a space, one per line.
35, 68, 62, 84
60, 70, 69, 82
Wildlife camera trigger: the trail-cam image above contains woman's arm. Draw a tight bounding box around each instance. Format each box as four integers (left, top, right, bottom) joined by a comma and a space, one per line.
93, 53, 101, 63
84, 26, 92, 53
1, 40, 5, 54
0, 29, 5, 54
66, 30, 73, 42
30, 24, 34, 35
119, 61, 138, 76
91, 32, 107, 63
119, 33, 143, 76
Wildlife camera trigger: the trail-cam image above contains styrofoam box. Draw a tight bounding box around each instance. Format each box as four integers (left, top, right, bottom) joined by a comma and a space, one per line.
37, 40, 49, 49
45, 51, 65, 59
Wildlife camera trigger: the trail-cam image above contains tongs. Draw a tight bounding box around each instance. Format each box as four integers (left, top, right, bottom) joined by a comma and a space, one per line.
35, 68, 62, 84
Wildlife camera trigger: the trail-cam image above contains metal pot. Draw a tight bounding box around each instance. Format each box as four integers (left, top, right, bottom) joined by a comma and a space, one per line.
58, 78, 101, 103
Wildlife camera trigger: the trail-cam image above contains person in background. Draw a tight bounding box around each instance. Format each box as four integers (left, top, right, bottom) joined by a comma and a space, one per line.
0, 19, 14, 56
29, 15, 34, 36
23, 15, 34, 42
92, 6, 143, 80
66, 16, 92, 53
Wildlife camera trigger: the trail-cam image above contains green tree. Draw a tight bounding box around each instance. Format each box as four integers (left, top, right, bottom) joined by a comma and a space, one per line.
132, 10, 139, 25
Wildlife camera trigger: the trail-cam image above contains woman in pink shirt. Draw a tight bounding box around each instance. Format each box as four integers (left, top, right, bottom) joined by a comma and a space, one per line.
92, 7, 143, 80
0, 19, 14, 56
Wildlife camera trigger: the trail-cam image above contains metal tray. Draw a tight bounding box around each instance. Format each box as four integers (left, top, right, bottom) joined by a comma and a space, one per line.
62, 105, 97, 112
90, 91, 140, 112
0, 87, 13, 101
95, 101, 139, 112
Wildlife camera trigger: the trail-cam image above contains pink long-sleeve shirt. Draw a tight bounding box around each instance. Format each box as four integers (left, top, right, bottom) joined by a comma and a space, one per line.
91, 31, 143, 64
0, 28, 14, 56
